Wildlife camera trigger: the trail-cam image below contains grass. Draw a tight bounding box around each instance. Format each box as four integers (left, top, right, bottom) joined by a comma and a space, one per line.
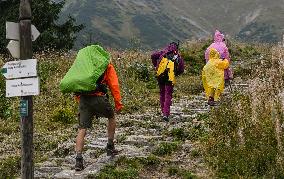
168, 166, 197, 179
0, 155, 21, 178
170, 128, 189, 141
202, 47, 284, 178
89, 155, 161, 179
153, 142, 180, 156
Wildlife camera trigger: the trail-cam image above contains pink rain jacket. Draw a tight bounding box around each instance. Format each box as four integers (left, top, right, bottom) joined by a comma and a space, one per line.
205, 30, 233, 80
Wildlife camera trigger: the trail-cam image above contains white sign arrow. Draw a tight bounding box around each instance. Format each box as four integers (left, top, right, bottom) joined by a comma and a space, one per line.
31, 25, 40, 41
6, 77, 40, 97
7, 40, 20, 59
6, 21, 40, 41
6, 22, 19, 40
1, 59, 37, 79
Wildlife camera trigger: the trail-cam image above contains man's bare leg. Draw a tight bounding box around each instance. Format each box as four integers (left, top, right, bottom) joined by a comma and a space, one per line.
76, 128, 86, 153
75, 128, 86, 171
106, 116, 118, 156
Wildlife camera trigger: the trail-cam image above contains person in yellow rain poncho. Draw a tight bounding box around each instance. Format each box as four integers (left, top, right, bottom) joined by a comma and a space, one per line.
202, 48, 229, 106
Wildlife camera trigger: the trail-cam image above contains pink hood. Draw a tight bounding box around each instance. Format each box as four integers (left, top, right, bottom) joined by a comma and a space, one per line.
214, 30, 225, 43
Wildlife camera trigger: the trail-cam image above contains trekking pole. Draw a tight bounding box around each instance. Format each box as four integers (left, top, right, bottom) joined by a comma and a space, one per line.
228, 79, 233, 92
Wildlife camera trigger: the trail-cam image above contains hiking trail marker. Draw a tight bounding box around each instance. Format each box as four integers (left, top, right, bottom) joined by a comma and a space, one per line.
7, 40, 20, 59
20, 99, 28, 117
4, 21, 40, 97
1, 58, 39, 97
6, 21, 40, 59
6, 77, 40, 97
1, 59, 37, 79
6, 21, 40, 41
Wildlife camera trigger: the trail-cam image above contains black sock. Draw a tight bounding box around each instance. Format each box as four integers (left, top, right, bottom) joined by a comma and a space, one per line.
76, 152, 83, 158
107, 139, 114, 148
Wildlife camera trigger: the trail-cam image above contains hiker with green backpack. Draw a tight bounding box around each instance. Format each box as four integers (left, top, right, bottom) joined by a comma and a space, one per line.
151, 42, 185, 122
60, 45, 123, 171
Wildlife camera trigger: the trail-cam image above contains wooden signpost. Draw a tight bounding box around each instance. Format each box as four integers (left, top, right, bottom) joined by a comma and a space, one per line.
1, 0, 41, 178
19, 1, 34, 178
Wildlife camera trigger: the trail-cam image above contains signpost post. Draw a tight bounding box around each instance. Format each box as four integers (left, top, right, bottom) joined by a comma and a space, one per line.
19, 0, 34, 177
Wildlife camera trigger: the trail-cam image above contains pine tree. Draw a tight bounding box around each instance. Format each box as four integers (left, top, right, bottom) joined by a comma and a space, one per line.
0, 0, 84, 53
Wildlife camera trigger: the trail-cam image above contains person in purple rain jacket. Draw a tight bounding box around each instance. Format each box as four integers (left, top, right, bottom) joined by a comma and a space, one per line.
151, 42, 185, 122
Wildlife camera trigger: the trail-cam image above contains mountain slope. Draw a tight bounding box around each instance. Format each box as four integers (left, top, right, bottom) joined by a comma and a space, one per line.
59, 0, 284, 49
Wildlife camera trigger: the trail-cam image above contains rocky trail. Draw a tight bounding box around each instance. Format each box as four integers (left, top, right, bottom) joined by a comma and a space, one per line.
34, 81, 248, 179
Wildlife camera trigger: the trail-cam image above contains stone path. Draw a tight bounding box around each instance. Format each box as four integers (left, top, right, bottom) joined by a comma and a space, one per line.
34, 82, 248, 178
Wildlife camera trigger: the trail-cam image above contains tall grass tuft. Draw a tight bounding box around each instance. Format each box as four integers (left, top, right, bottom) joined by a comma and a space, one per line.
203, 46, 284, 178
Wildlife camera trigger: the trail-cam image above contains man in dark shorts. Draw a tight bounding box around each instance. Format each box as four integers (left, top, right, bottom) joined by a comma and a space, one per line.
74, 63, 123, 171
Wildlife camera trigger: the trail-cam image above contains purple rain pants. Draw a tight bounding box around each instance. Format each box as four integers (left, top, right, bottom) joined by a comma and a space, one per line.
159, 82, 174, 117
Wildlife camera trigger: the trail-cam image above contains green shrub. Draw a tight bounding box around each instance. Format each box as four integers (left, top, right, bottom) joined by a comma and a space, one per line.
93, 156, 161, 178
190, 149, 201, 158
93, 156, 142, 179
204, 93, 284, 177
168, 166, 197, 179
0, 75, 12, 120
0, 122, 19, 135
168, 166, 179, 176
139, 155, 161, 166
51, 106, 76, 124
170, 128, 189, 141
229, 43, 262, 62
116, 134, 127, 143
0, 156, 21, 178
127, 62, 152, 82
180, 40, 211, 75
176, 75, 203, 95
38, 60, 59, 92
153, 142, 180, 156
91, 164, 138, 179
34, 138, 58, 151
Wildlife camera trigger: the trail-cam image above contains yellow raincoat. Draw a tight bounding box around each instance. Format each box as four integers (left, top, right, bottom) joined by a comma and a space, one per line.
156, 57, 176, 84
202, 48, 229, 100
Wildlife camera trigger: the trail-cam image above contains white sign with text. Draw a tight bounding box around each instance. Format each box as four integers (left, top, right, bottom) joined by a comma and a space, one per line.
6, 77, 40, 97
2, 59, 37, 79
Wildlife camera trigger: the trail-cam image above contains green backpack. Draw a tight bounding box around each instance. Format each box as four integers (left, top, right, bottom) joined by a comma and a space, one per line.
59, 45, 110, 93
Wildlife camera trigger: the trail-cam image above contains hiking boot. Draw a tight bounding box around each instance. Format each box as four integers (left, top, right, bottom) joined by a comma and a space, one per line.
207, 97, 215, 106
75, 156, 84, 171
106, 144, 119, 156
162, 116, 169, 122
